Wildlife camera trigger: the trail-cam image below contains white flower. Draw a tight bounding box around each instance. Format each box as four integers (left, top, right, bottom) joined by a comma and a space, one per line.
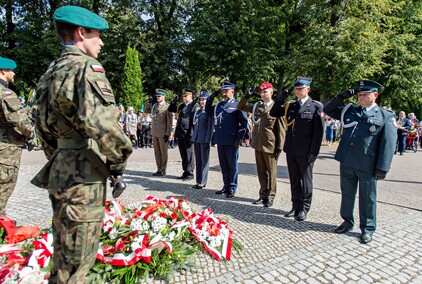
151, 217, 167, 233
109, 228, 118, 240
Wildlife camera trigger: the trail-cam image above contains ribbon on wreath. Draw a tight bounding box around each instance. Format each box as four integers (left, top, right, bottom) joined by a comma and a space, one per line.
27, 232, 53, 268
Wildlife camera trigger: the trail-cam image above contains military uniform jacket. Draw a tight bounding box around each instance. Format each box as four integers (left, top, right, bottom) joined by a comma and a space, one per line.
145, 101, 173, 138
0, 80, 33, 166
237, 97, 286, 154
270, 97, 323, 157
323, 95, 397, 173
168, 100, 199, 141
32, 45, 132, 190
205, 97, 248, 146
191, 107, 214, 144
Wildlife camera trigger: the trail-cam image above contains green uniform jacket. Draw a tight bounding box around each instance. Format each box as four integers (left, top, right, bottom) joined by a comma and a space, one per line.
323, 95, 397, 173
32, 45, 132, 190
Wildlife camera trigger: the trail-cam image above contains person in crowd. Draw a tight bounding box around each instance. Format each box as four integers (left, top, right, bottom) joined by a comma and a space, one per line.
396, 111, 411, 155
126, 106, 138, 148
323, 80, 396, 244
145, 89, 173, 176
168, 89, 199, 180
270, 77, 324, 221
139, 112, 152, 148
191, 91, 214, 189
0, 56, 34, 216
136, 109, 143, 147
238, 82, 286, 207
168, 115, 177, 149
332, 119, 340, 142
325, 117, 335, 146
205, 82, 248, 198
31, 6, 132, 282
117, 104, 126, 131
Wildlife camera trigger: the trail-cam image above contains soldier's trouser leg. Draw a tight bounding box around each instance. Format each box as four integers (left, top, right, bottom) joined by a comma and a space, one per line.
339, 164, 358, 228
48, 183, 106, 284
217, 145, 230, 189
356, 169, 377, 234
0, 164, 19, 215
255, 150, 269, 199
226, 146, 239, 192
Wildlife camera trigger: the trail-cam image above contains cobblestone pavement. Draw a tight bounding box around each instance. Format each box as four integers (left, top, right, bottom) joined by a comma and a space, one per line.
7, 146, 422, 283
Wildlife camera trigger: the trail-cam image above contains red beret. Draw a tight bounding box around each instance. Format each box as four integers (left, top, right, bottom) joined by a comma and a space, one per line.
258, 82, 273, 92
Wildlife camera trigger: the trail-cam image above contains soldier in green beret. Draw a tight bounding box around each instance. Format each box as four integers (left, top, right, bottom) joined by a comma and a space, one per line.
0, 57, 34, 216
31, 5, 132, 283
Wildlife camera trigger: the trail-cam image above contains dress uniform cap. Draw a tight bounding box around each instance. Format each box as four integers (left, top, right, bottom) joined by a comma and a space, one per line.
0, 57, 17, 69
53, 5, 109, 31
258, 82, 273, 92
155, 89, 167, 96
294, 76, 312, 87
221, 81, 236, 90
199, 91, 209, 99
182, 88, 195, 96
356, 80, 383, 92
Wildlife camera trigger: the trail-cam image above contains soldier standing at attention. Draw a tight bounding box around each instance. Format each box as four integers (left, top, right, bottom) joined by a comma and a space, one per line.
323, 80, 397, 244
191, 91, 214, 189
205, 82, 248, 198
31, 6, 132, 283
168, 89, 199, 181
238, 82, 286, 207
270, 77, 324, 221
145, 89, 173, 176
0, 57, 33, 215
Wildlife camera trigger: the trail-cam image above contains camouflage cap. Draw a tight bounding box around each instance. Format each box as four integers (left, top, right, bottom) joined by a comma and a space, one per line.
53, 5, 109, 31
0, 56, 17, 69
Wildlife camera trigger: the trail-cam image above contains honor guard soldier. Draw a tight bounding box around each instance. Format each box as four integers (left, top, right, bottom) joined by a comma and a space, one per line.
0, 57, 34, 216
237, 82, 286, 207
270, 77, 324, 221
168, 88, 199, 181
205, 82, 248, 198
145, 89, 173, 176
191, 91, 214, 189
323, 80, 397, 244
31, 6, 133, 283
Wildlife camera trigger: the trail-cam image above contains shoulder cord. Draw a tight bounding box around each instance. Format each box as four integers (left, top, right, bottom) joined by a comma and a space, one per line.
252, 101, 262, 125
284, 101, 295, 127
193, 108, 204, 126
214, 101, 223, 126
151, 104, 157, 119
340, 103, 358, 135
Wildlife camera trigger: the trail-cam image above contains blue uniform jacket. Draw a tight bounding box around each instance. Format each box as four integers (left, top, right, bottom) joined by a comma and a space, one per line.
205, 98, 247, 146
323, 95, 397, 173
191, 107, 214, 144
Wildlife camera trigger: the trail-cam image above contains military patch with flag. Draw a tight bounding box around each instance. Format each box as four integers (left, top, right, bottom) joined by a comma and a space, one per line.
91, 64, 105, 73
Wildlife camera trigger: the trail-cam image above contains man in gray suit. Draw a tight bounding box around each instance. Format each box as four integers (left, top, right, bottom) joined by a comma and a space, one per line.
238, 82, 286, 207
145, 89, 173, 176
323, 80, 397, 244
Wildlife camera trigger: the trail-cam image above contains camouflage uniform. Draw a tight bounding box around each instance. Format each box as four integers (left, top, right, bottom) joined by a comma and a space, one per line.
31, 45, 132, 283
0, 79, 33, 215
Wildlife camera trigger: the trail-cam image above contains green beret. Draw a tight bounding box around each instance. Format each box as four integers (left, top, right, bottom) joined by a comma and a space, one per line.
0, 57, 17, 69
53, 5, 109, 31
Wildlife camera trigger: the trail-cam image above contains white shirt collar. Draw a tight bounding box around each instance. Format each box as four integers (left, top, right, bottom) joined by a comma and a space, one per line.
365, 103, 377, 112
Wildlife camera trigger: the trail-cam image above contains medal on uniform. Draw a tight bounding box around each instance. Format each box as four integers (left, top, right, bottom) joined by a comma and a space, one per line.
369, 125, 376, 132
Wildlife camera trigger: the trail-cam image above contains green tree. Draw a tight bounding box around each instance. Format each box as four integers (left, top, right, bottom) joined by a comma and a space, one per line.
121, 44, 145, 110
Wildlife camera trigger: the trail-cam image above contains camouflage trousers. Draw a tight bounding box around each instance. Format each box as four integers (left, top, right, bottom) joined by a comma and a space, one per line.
0, 164, 20, 216
48, 183, 106, 284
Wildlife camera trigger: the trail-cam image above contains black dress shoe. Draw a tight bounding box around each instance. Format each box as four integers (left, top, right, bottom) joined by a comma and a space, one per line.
334, 225, 352, 234
192, 184, 206, 189
153, 171, 165, 176
252, 198, 264, 205
152, 171, 161, 176
177, 173, 188, 179
360, 233, 372, 244
263, 199, 273, 207
215, 188, 228, 195
284, 209, 296, 218
226, 189, 235, 198
295, 210, 307, 221
183, 174, 194, 181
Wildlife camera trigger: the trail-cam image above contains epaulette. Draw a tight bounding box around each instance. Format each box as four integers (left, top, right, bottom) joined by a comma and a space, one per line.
312, 100, 323, 107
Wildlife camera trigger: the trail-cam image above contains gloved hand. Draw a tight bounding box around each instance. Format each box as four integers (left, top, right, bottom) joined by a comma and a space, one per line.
374, 170, 387, 180
234, 138, 241, 149
209, 90, 220, 100
308, 153, 317, 164
276, 87, 292, 102
171, 94, 180, 104
339, 89, 355, 99
274, 149, 282, 161
243, 86, 256, 99
163, 135, 169, 143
